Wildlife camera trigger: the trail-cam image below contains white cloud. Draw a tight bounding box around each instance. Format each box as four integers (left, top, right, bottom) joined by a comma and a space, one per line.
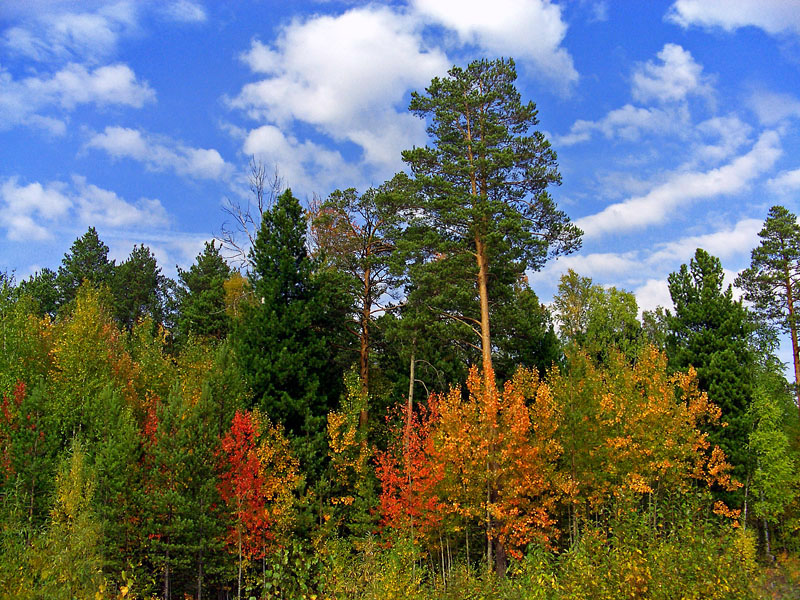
576, 130, 782, 238
0, 175, 170, 241
647, 218, 762, 264
0, 178, 71, 240
692, 115, 752, 163
105, 230, 215, 277
768, 168, 800, 195
631, 43, 713, 104
159, 1, 206, 23
554, 44, 713, 146
634, 278, 673, 313
0, 63, 154, 131
71, 175, 169, 228
232, 6, 448, 172
44, 63, 154, 109
542, 251, 641, 278
243, 125, 361, 195
86, 126, 232, 180
589, 2, 609, 23
667, 0, 800, 36
25, 115, 68, 136
3, 2, 136, 63
410, 0, 578, 88
529, 217, 763, 312
747, 89, 800, 126
554, 104, 688, 146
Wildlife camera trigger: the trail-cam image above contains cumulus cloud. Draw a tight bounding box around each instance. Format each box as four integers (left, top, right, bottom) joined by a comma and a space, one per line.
529, 215, 763, 313
631, 43, 713, 104
3, 1, 205, 63
86, 126, 232, 180
243, 125, 362, 196
0, 63, 154, 131
747, 89, 800, 126
410, 0, 578, 88
554, 44, 712, 146
0, 178, 71, 240
542, 251, 641, 278
0, 175, 169, 241
647, 218, 762, 264
768, 168, 800, 195
576, 130, 782, 238
231, 1, 576, 190
71, 175, 169, 228
692, 115, 752, 164
232, 6, 448, 171
634, 278, 673, 313
667, 0, 800, 36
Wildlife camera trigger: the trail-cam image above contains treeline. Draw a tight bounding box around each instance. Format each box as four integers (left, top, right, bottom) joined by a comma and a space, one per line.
1, 58, 800, 599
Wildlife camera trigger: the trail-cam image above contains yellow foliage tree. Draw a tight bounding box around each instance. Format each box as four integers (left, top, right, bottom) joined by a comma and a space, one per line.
549, 345, 740, 536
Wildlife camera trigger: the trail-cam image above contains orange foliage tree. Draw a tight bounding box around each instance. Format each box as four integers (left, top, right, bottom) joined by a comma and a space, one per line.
376, 366, 561, 575
435, 367, 561, 573
375, 399, 446, 544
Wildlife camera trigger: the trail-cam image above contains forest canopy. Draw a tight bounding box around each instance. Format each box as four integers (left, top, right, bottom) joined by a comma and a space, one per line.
2, 58, 799, 600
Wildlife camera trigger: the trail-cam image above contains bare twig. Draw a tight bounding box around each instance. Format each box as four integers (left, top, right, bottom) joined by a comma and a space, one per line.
218, 157, 283, 269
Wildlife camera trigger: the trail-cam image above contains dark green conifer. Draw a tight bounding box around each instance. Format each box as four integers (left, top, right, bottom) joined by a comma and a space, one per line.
177, 241, 231, 342
666, 248, 754, 484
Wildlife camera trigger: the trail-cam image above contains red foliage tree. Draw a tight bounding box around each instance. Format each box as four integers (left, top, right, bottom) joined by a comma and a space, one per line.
375, 400, 446, 542
218, 410, 272, 599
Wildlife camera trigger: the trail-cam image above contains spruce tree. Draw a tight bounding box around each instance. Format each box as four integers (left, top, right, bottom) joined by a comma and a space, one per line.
113, 244, 169, 330
665, 248, 754, 484
233, 189, 345, 474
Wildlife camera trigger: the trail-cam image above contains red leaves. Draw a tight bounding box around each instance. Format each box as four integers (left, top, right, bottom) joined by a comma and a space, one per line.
218, 410, 273, 559
375, 400, 445, 538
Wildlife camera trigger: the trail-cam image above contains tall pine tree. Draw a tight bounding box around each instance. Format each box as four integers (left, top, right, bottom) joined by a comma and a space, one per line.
735, 205, 800, 415
398, 58, 581, 375
56, 227, 115, 310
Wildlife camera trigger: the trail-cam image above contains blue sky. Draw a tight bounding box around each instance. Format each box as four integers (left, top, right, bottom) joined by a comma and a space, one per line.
2, 1, 800, 328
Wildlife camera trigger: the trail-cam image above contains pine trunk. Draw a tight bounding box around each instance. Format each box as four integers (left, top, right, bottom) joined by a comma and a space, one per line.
783, 269, 800, 418
359, 267, 371, 430
405, 349, 415, 455
475, 236, 493, 375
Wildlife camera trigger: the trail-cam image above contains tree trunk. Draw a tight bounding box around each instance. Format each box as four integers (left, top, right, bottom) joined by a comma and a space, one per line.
359, 268, 371, 431
486, 472, 492, 572
785, 274, 800, 418
763, 517, 774, 562
405, 349, 415, 455
164, 548, 170, 600
475, 235, 493, 376
237, 523, 242, 600
197, 553, 203, 600
494, 538, 507, 577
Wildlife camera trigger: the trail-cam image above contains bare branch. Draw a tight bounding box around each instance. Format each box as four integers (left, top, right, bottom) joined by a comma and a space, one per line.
218, 157, 283, 269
